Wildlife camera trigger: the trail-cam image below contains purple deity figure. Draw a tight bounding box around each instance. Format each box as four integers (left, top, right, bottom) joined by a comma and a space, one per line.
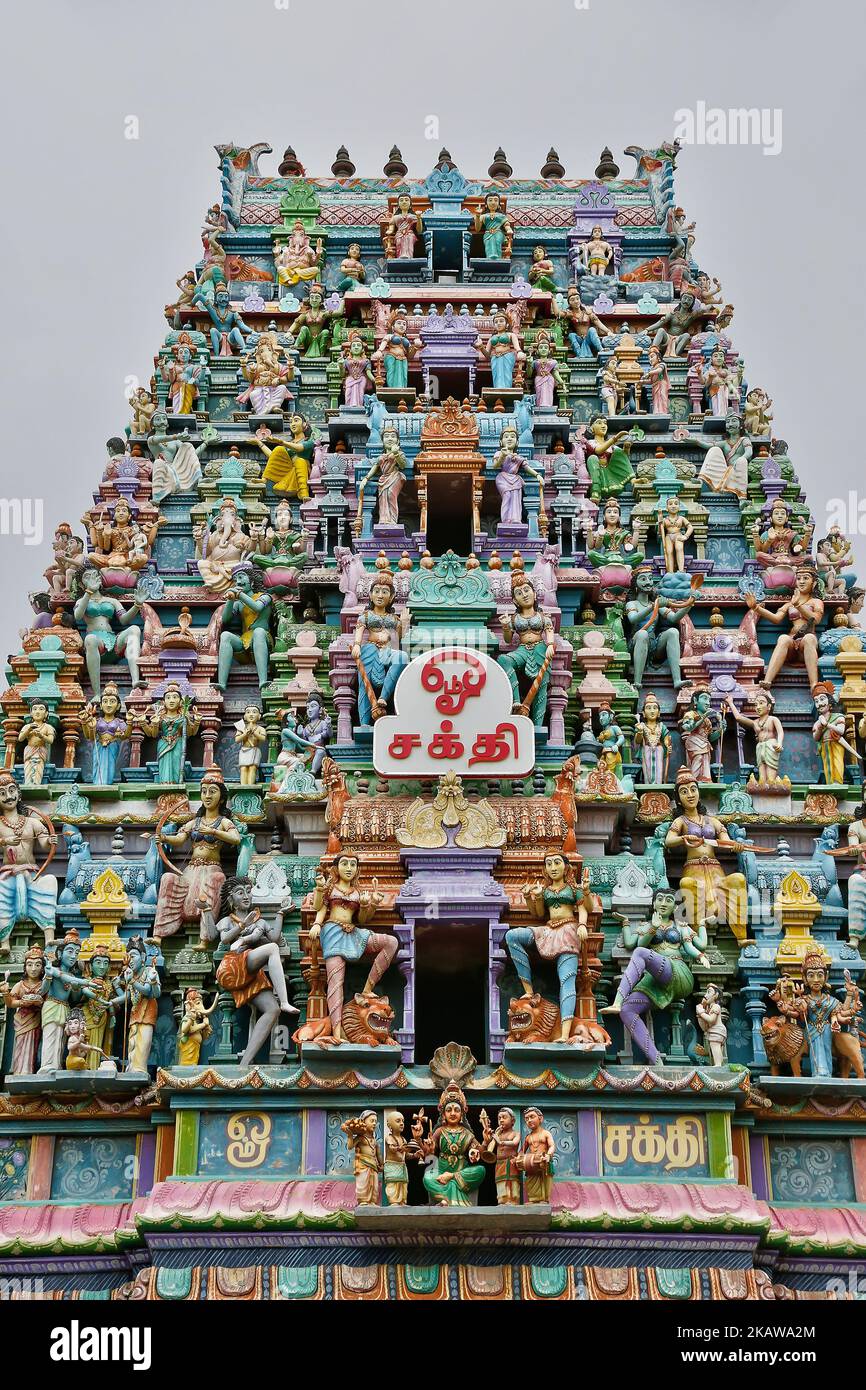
341, 332, 375, 408
530, 331, 564, 408
493, 424, 525, 525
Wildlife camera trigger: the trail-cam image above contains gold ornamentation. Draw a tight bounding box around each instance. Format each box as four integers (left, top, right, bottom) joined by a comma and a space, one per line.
396, 771, 506, 849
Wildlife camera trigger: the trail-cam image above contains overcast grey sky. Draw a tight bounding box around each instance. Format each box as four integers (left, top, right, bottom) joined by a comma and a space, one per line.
0, 0, 863, 662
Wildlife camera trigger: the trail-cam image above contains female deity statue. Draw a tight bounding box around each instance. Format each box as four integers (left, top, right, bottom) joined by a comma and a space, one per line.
384, 1111, 410, 1206
597, 356, 620, 417
17, 702, 56, 786
479, 311, 525, 392
293, 284, 339, 358
161, 343, 202, 415
137, 682, 200, 784
355, 423, 406, 532
81, 945, 123, 1066
753, 500, 809, 578
236, 331, 294, 416
73, 568, 143, 698
351, 569, 409, 726
793, 953, 864, 1079
234, 703, 267, 786
194, 499, 253, 594
745, 563, 824, 689
38, 930, 88, 1074
148, 409, 210, 503
603, 890, 710, 1065
697, 411, 752, 499
480, 1106, 521, 1205
118, 937, 161, 1073
527, 244, 558, 293
0, 945, 45, 1075
411, 1083, 486, 1207
176, 988, 217, 1066
308, 854, 397, 1043
474, 193, 512, 259
493, 424, 528, 526
203, 876, 298, 1066
529, 332, 564, 408
151, 768, 241, 941
725, 691, 786, 786
274, 220, 322, 287
679, 687, 724, 783
702, 348, 733, 417
253, 416, 315, 500
584, 497, 644, 573
578, 225, 614, 276
373, 312, 422, 390
498, 571, 555, 727
336, 242, 366, 292
520, 1108, 557, 1204
80, 683, 130, 786
657, 496, 694, 573
634, 693, 672, 784
584, 416, 634, 498
341, 1112, 383, 1206
251, 498, 306, 573
341, 333, 375, 408
83, 498, 164, 576
812, 680, 860, 785
664, 766, 749, 944
384, 194, 424, 259
505, 852, 594, 1043
641, 346, 670, 414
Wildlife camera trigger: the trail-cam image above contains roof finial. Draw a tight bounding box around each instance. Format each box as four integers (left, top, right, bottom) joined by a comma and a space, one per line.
540, 148, 565, 178
383, 145, 408, 178
595, 146, 620, 180
331, 145, 356, 178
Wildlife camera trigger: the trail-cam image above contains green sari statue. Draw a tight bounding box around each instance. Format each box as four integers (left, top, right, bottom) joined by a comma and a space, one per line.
413, 1084, 487, 1207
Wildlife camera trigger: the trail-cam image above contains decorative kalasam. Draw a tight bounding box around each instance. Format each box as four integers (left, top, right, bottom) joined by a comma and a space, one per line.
1, 138, 862, 1300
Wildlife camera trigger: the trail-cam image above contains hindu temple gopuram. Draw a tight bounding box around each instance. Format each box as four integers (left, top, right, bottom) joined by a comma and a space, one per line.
1, 137, 863, 1305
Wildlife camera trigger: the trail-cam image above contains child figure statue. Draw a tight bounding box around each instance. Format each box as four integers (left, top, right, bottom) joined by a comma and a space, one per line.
342, 1111, 383, 1206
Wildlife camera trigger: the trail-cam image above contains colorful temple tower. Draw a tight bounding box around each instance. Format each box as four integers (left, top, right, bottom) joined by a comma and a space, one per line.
0, 138, 864, 1304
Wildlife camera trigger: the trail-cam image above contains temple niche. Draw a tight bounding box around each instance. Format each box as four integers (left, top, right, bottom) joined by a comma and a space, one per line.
0, 136, 864, 1305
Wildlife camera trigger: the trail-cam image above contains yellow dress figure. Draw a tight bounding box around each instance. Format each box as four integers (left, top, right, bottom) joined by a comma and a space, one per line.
254, 418, 314, 501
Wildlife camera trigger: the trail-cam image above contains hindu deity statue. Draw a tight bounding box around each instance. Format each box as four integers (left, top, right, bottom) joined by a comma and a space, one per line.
80, 946, 123, 1067
473, 193, 512, 259
526, 244, 558, 293
816, 524, 855, 597
148, 409, 210, 503
82, 498, 164, 579
520, 1108, 556, 1203
603, 890, 710, 1065
790, 954, 864, 1079
554, 285, 608, 359
341, 332, 375, 408
151, 768, 241, 941
272, 695, 332, 789
745, 562, 824, 689
254, 416, 315, 500
480, 1106, 521, 1205
597, 356, 621, 418
696, 411, 752, 499
696, 982, 727, 1066
80, 683, 130, 785
578, 225, 614, 276
657, 495, 694, 572
342, 1112, 383, 1206
625, 569, 697, 689
634, 693, 672, 784
812, 680, 860, 785
585, 497, 644, 574
725, 691, 786, 786
384, 1110, 410, 1206
292, 284, 339, 358
161, 343, 203, 415
702, 348, 734, 417
44, 524, 86, 597
176, 988, 217, 1066
641, 346, 670, 414
505, 852, 594, 1043
195, 499, 253, 593
529, 331, 564, 407
597, 705, 626, 780
129, 385, 157, 436
0, 773, 58, 955
73, 567, 143, 697
335, 242, 366, 293
118, 936, 161, 1073
203, 287, 251, 356
479, 311, 525, 392
743, 386, 774, 435
647, 291, 710, 357
357, 422, 405, 529
202, 876, 298, 1066
234, 703, 267, 786
384, 194, 424, 259
584, 416, 634, 497
17, 702, 56, 786
492, 425, 530, 526
251, 498, 306, 573
351, 568, 409, 726
664, 766, 748, 943
679, 686, 725, 783
753, 500, 809, 575
307, 854, 396, 1043
412, 1083, 486, 1206
498, 570, 555, 727
373, 311, 422, 390
0, 945, 45, 1075
216, 566, 273, 693
236, 331, 295, 415
136, 683, 200, 784
274, 220, 323, 287
38, 930, 86, 1073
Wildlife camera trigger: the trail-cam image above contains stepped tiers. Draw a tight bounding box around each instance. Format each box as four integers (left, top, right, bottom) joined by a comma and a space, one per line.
3, 138, 864, 1304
